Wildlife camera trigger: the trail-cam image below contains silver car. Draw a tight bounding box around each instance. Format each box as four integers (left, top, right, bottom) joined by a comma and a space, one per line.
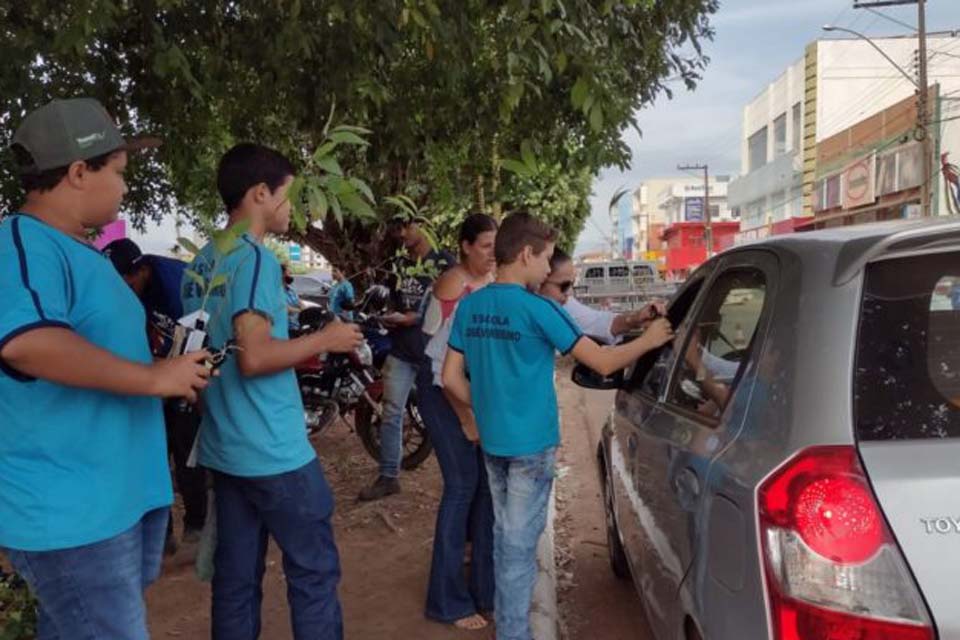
575, 218, 960, 640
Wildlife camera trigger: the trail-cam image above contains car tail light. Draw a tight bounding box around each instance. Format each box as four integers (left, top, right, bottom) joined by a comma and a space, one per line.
758, 446, 934, 640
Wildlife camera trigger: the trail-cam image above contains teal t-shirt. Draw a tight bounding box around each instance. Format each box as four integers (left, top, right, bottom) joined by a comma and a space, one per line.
182, 233, 315, 477
448, 283, 583, 457
0, 213, 171, 552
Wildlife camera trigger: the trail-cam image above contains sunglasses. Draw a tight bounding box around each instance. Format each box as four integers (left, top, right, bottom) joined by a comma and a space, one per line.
548, 280, 574, 293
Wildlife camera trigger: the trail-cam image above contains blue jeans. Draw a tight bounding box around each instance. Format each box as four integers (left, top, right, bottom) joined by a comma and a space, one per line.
211, 458, 342, 640
379, 355, 419, 478
484, 448, 557, 640
2, 508, 169, 640
416, 369, 495, 622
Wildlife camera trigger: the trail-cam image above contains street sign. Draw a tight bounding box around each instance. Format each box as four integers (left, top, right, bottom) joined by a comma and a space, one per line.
685, 197, 704, 221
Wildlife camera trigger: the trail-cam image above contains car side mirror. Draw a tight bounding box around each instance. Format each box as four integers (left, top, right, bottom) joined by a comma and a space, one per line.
571, 363, 624, 390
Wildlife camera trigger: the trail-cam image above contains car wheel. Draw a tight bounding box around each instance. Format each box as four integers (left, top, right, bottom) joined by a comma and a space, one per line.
601, 456, 631, 580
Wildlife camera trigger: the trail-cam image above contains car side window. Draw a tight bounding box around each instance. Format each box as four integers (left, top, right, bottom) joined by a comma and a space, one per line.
626, 278, 705, 398
667, 269, 767, 421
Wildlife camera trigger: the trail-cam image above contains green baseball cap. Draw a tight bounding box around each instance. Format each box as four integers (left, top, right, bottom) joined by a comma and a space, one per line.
11, 97, 160, 175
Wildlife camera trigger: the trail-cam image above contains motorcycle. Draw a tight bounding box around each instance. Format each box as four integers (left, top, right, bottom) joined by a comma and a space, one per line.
294, 286, 433, 471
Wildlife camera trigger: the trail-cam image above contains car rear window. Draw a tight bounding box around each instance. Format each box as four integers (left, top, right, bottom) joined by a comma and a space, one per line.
855, 251, 960, 440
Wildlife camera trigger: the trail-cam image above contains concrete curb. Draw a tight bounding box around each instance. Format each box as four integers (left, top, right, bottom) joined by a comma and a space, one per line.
530, 483, 559, 640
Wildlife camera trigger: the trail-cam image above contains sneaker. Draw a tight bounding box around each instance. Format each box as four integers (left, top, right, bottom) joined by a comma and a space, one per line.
358, 476, 401, 502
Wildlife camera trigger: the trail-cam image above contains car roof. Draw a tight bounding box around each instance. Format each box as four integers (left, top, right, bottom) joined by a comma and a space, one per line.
730, 216, 960, 285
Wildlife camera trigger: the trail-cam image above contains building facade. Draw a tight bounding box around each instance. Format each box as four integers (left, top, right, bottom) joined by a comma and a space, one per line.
730, 33, 960, 242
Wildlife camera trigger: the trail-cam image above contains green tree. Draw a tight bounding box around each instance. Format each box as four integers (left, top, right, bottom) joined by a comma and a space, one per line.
1, 0, 717, 274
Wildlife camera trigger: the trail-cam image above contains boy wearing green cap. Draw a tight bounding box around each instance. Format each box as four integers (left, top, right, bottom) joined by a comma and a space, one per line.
0, 98, 211, 639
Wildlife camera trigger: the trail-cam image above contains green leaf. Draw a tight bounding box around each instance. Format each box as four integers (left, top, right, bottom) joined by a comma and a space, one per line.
555, 51, 568, 73
582, 92, 596, 116
330, 124, 373, 135
571, 76, 588, 109
329, 130, 369, 146
308, 185, 329, 219
330, 195, 344, 227
287, 175, 305, 210
501, 158, 534, 177
349, 177, 376, 203
419, 225, 439, 250
323, 175, 351, 195
177, 236, 201, 255
589, 103, 604, 132
209, 273, 228, 290
340, 192, 377, 219
184, 269, 206, 292
520, 140, 536, 171
317, 156, 343, 176
312, 141, 338, 161
385, 195, 418, 219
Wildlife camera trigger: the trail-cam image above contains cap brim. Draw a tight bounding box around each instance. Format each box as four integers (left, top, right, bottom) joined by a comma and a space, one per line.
121, 136, 162, 152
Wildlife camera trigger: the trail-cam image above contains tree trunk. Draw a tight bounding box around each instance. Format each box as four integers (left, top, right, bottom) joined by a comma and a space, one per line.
298, 215, 395, 289
490, 135, 502, 220
474, 173, 486, 214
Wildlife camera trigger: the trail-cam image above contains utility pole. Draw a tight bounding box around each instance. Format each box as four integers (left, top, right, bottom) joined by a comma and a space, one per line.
853, 0, 933, 216
678, 163, 713, 257
917, 0, 932, 217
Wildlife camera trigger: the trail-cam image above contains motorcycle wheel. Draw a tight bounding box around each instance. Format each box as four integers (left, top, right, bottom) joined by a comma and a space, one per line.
355, 388, 433, 471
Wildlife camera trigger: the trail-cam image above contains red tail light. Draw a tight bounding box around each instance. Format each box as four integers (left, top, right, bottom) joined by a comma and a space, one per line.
758, 446, 934, 640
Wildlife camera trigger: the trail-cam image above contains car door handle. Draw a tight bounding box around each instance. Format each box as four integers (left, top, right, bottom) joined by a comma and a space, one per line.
674, 467, 701, 501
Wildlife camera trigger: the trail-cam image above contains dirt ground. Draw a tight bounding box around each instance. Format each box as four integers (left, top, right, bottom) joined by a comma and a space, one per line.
554, 367, 653, 640
140, 365, 654, 639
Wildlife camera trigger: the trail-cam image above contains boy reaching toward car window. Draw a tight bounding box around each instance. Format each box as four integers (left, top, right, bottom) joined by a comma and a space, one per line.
441, 211, 674, 640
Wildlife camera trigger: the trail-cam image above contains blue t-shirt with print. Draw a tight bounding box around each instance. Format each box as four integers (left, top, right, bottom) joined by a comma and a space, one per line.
0, 213, 171, 552
181, 233, 314, 477
448, 283, 583, 457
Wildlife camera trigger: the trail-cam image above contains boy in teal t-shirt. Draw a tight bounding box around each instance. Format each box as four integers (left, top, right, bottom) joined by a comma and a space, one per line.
181, 143, 362, 639
0, 98, 211, 639
444, 212, 674, 640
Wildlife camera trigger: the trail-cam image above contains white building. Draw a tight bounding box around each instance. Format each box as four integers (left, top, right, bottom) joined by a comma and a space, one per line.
656, 176, 734, 226
728, 58, 806, 234
730, 33, 960, 240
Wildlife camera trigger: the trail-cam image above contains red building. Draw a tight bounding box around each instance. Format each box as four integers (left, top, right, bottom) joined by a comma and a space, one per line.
662, 221, 741, 279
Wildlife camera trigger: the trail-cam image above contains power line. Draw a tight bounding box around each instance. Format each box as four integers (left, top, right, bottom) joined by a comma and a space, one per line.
862, 6, 917, 32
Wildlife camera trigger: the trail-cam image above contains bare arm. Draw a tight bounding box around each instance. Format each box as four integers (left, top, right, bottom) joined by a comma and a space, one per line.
235, 313, 362, 378
570, 318, 674, 376
1, 327, 211, 401
441, 349, 472, 408
447, 393, 480, 443
610, 301, 668, 337
382, 311, 419, 328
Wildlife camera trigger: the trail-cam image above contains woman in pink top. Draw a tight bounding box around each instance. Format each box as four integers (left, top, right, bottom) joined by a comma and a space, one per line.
418, 213, 497, 630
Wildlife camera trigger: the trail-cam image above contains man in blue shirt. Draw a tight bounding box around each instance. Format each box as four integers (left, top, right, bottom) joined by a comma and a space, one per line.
0, 98, 211, 640
327, 267, 355, 319
105, 237, 208, 552
181, 143, 362, 640
443, 212, 674, 640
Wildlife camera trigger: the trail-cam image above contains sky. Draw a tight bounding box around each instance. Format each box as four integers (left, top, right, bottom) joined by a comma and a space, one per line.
131, 0, 960, 256
575, 0, 960, 255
